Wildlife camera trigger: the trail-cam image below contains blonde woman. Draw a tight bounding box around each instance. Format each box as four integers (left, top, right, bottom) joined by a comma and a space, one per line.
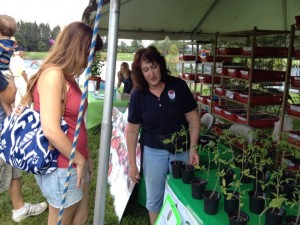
27, 22, 103, 225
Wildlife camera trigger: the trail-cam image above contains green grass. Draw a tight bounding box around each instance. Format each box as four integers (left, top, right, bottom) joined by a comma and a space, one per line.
25, 52, 134, 61
0, 126, 149, 225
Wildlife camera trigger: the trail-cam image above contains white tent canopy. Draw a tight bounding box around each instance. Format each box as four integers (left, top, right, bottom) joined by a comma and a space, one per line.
83, 0, 300, 41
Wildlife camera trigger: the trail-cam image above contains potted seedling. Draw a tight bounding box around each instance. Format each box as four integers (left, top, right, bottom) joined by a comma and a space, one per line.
191, 139, 216, 199
228, 157, 251, 224
285, 185, 300, 225
221, 130, 252, 224
202, 144, 223, 215
248, 137, 273, 214
179, 126, 195, 184
163, 128, 186, 179
90, 52, 104, 89
259, 143, 289, 225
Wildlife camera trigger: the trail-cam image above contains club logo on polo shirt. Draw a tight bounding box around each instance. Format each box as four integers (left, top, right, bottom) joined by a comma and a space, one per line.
168, 90, 176, 101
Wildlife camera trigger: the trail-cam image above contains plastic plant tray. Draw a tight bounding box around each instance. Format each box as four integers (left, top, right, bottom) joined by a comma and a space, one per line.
223, 109, 247, 122
291, 76, 300, 88
215, 67, 226, 75
236, 113, 279, 128
236, 92, 283, 105
287, 104, 300, 117
217, 47, 241, 55
227, 68, 239, 77
241, 47, 288, 57
197, 75, 221, 84
288, 130, 300, 147
238, 69, 285, 82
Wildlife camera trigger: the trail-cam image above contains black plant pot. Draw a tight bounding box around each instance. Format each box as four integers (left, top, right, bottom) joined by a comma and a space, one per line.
284, 215, 300, 225
265, 208, 286, 225
248, 190, 265, 214
181, 164, 195, 184
229, 211, 250, 225
220, 168, 235, 188
191, 178, 207, 199
203, 190, 221, 215
170, 160, 185, 179
224, 190, 239, 214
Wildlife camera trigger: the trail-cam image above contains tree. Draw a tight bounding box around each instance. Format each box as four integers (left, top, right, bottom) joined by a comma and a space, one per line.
118, 41, 129, 53
131, 40, 144, 53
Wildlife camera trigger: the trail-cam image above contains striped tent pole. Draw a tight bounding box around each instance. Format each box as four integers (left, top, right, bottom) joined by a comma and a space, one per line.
57, 0, 103, 224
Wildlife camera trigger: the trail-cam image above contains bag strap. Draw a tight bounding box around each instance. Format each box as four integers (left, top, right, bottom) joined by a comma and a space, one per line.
16, 69, 67, 117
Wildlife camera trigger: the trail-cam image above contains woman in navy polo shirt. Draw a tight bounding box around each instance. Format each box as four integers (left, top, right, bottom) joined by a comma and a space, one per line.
126, 46, 200, 225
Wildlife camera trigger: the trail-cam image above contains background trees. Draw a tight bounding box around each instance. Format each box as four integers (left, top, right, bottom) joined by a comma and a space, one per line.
15, 21, 61, 52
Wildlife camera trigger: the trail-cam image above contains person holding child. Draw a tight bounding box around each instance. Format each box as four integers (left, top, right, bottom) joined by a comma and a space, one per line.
0, 14, 16, 116
0, 14, 48, 223
125, 46, 200, 225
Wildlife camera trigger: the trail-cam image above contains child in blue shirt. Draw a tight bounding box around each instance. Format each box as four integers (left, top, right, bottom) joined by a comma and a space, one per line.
0, 14, 17, 116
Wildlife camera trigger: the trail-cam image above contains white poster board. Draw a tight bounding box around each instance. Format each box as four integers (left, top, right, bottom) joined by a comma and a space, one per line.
108, 107, 141, 221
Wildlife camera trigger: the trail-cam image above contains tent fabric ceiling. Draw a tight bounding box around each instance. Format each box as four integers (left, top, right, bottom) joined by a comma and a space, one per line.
83, 0, 300, 40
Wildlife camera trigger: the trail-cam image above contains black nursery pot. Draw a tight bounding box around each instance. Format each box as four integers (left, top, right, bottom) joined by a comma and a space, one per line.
203, 190, 221, 215
181, 164, 195, 184
284, 215, 300, 225
224, 190, 239, 214
229, 211, 250, 225
191, 178, 207, 199
248, 190, 265, 214
170, 160, 185, 179
265, 207, 286, 225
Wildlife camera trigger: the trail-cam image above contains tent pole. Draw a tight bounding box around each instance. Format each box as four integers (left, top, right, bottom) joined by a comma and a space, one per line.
93, 0, 120, 225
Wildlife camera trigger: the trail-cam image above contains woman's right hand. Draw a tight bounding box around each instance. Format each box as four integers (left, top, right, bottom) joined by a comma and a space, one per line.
128, 164, 140, 183
75, 153, 87, 189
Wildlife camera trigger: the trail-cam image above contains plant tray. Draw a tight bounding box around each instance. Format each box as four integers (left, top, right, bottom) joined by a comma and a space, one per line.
288, 130, 300, 147
236, 92, 283, 105
241, 47, 289, 57
236, 114, 279, 128
197, 75, 221, 84
226, 68, 239, 77
215, 67, 226, 75
287, 104, 300, 117
183, 73, 197, 80
214, 87, 225, 96
293, 47, 300, 58
213, 106, 223, 116
223, 109, 247, 122
291, 76, 300, 88
196, 95, 210, 104
217, 47, 241, 55
225, 89, 241, 100
239, 69, 285, 82
207, 98, 225, 107
212, 123, 231, 135
179, 55, 201, 61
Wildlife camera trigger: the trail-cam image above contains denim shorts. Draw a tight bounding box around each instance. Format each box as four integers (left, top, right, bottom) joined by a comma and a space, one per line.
35, 167, 88, 209
143, 145, 189, 212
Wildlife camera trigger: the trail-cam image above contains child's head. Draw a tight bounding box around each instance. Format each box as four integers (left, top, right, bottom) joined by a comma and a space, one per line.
0, 15, 17, 37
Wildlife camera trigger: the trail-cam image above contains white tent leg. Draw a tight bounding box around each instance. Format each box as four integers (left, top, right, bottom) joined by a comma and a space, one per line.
93, 1, 120, 225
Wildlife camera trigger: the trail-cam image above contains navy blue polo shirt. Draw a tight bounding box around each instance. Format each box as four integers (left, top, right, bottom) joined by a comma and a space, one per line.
0, 72, 8, 91
128, 76, 198, 149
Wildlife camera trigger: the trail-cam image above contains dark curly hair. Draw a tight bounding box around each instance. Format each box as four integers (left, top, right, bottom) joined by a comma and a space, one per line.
131, 46, 171, 92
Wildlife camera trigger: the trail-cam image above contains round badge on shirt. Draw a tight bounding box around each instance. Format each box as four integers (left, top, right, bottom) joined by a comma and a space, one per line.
168, 90, 176, 101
